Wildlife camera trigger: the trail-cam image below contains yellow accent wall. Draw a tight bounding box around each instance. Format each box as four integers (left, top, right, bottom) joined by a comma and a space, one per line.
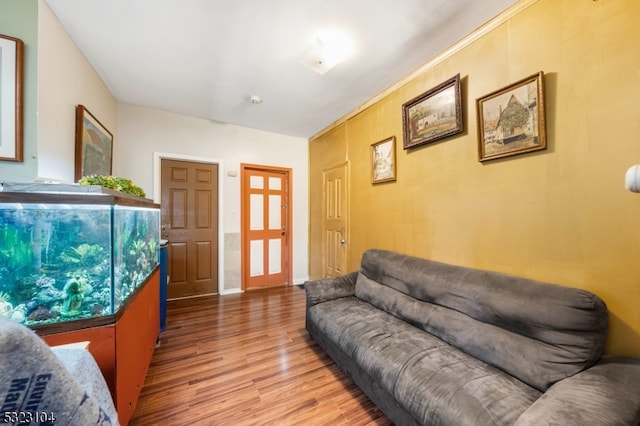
309, 0, 640, 357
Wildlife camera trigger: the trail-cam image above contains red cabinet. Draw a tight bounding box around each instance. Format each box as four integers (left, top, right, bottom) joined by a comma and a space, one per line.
42, 269, 160, 426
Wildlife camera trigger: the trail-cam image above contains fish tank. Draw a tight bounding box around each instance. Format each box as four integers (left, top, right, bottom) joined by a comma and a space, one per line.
0, 183, 160, 331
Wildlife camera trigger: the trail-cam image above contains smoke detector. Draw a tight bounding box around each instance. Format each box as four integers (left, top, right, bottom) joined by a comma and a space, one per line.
249, 95, 263, 105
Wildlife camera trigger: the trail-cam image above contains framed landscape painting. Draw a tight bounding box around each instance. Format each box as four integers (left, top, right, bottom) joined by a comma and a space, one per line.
402, 74, 462, 149
74, 105, 113, 181
476, 71, 546, 162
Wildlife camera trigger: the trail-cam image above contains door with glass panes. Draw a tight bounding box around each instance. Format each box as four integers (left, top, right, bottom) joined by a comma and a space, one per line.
241, 164, 291, 289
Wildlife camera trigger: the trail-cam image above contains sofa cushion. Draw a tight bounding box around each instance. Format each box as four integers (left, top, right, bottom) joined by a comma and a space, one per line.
355, 249, 609, 391
308, 297, 541, 425
513, 357, 640, 425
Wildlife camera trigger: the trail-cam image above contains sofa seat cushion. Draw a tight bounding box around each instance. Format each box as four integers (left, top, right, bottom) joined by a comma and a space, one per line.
308, 297, 542, 425
356, 249, 608, 391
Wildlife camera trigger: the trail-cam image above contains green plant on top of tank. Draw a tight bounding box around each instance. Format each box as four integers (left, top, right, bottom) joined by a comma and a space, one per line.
60, 243, 105, 266
79, 175, 146, 198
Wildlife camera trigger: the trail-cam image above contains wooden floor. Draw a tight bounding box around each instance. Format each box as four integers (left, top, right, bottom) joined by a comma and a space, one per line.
129, 286, 392, 426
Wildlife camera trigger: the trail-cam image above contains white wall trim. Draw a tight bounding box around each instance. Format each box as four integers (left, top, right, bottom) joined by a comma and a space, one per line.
153, 152, 226, 294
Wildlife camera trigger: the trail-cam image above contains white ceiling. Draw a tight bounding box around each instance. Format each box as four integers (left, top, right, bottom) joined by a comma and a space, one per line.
44, 0, 519, 139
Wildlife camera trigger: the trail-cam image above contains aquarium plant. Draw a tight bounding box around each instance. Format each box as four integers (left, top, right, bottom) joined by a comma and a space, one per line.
0, 196, 159, 328
112, 206, 159, 308
79, 175, 146, 198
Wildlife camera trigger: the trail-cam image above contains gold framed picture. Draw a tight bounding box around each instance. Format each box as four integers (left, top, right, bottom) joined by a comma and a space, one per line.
74, 105, 114, 181
371, 136, 396, 184
402, 74, 463, 149
477, 71, 546, 162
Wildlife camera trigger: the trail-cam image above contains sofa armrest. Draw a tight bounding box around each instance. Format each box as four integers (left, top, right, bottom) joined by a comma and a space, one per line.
515, 357, 640, 426
304, 271, 358, 307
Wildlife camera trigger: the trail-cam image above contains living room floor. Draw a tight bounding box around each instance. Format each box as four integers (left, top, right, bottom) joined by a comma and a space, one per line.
129, 285, 391, 426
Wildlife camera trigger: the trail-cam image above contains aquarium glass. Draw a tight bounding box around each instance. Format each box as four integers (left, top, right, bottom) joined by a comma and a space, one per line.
0, 201, 160, 327
113, 206, 159, 311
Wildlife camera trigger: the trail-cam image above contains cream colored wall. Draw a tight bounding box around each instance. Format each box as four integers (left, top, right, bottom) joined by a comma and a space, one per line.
309, 0, 640, 357
115, 103, 310, 288
37, 0, 117, 182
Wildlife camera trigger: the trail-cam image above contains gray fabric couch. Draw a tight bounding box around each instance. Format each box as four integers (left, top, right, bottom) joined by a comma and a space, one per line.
305, 249, 640, 425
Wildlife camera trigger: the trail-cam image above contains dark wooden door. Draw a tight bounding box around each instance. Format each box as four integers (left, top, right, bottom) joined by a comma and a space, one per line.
161, 159, 218, 298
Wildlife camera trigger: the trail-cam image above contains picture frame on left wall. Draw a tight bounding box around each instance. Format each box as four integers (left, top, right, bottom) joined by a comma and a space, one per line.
75, 105, 114, 181
0, 34, 24, 162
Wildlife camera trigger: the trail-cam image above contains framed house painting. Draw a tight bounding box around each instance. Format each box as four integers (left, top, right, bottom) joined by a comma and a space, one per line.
371, 136, 396, 184
0, 34, 24, 162
74, 105, 113, 181
477, 71, 546, 162
402, 74, 463, 149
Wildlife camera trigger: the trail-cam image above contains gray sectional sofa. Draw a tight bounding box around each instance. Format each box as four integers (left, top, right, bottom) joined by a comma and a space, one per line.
305, 249, 640, 425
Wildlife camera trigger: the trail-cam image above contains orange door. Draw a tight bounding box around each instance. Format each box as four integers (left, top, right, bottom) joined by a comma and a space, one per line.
161, 159, 219, 298
241, 164, 292, 289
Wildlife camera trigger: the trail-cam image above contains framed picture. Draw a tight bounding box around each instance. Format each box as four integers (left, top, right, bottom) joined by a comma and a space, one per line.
0, 34, 24, 162
371, 136, 396, 184
402, 73, 462, 149
477, 71, 546, 162
74, 105, 113, 181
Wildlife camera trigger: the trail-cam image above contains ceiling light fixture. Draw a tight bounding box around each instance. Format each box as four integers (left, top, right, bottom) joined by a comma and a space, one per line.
298, 29, 355, 75
249, 95, 263, 104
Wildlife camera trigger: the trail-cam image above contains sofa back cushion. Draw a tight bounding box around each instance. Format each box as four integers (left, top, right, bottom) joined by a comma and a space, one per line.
354, 249, 608, 391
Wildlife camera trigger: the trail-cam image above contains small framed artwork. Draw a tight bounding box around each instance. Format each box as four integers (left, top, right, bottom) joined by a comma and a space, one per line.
74, 105, 114, 181
402, 73, 462, 149
371, 136, 396, 184
477, 71, 546, 162
0, 34, 24, 162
